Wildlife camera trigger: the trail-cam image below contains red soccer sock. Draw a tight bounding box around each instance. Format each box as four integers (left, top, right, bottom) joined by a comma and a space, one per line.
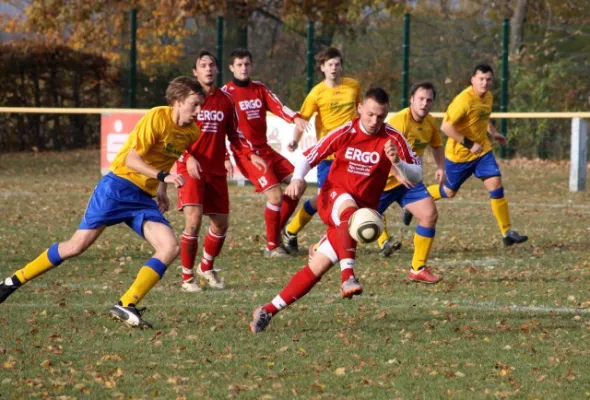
264, 201, 281, 250
330, 207, 358, 283
279, 195, 300, 230
263, 265, 319, 315
200, 228, 226, 272
180, 232, 198, 282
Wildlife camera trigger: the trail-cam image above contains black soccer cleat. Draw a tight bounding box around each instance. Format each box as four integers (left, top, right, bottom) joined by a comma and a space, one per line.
401, 208, 413, 226
502, 230, 528, 247
281, 228, 299, 255
0, 276, 21, 304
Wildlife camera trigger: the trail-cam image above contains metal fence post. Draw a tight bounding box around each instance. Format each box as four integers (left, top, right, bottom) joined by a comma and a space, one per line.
401, 13, 410, 109
569, 118, 588, 192
128, 9, 137, 108
500, 18, 509, 158
306, 21, 315, 93
216, 16, 224, 87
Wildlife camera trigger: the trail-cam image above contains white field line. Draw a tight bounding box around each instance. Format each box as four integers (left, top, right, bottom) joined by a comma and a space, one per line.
3, 290, 589, 315
230, 193, 590, 210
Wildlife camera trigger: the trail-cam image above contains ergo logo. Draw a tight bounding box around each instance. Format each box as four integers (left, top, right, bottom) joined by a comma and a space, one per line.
238, 99, 263, 111
197, 110, 225, 121
344, 147, 380, 164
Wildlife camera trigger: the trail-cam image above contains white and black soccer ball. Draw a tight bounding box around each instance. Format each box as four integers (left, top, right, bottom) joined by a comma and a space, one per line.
348, 208, 384, 244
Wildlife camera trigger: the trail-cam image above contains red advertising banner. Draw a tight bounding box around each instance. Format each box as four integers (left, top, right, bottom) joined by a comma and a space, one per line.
100, 113, 144, 174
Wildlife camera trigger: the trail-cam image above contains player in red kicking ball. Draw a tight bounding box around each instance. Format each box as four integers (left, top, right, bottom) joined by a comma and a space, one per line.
249, 87, 422, 333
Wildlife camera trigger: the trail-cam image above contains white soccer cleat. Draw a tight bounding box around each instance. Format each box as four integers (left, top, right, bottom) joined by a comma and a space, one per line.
197, 266, 225, 289
264, 246, 290, 258
181, 278, 203, 292
110, 303, 153, 329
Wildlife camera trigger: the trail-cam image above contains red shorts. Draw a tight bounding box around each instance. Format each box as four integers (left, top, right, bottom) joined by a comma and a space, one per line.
317, 188, 363, 228
234, 149, 294, 192
176, 162, 229, 215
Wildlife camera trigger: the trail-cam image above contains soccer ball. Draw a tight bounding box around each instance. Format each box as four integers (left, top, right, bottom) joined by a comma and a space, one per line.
348, 208, 384, 244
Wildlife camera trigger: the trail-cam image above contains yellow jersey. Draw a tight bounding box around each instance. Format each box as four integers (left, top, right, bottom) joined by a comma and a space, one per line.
110, 106, 200, 197
443, 86, 493, 163
384, 108, 441, 191
300, 77, 361, 140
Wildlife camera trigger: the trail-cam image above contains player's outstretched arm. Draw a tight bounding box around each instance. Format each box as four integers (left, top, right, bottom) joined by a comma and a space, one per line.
441, 121, 483, 154
126, 149, 185, 187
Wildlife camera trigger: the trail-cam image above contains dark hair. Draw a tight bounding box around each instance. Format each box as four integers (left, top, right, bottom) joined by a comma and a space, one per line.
409, 80, 437, 100
194, 50, 218, 68
229, 48, 253, 64
315, 47, 343, 73
364, 87, 389, 105
472, 63, 494, 76
165, 76, 204, 106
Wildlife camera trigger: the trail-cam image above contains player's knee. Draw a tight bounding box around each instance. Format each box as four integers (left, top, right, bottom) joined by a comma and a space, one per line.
444, 187, 457, 198
163, 243, 180, 261
211, 220, 228, 234
415, 206, 438, 227
266, 187, 282, 204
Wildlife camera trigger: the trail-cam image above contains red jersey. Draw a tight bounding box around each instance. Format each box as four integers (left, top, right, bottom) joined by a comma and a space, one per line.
222, 79, 299, 153
182, 87, 251, 176
304, 118, 420, 209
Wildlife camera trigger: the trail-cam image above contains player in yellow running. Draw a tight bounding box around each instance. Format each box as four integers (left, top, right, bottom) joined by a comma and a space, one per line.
283, 47, 361, 254
425, 64, 527, 246
377, 81, 445, 262
0, 77, 206, 328
375, 81, 443, 283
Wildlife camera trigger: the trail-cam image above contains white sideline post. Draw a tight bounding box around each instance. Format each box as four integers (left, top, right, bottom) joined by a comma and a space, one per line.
569, 118, 588, 192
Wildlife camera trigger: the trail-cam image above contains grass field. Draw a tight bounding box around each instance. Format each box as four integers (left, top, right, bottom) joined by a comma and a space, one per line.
1, 150, 589, 399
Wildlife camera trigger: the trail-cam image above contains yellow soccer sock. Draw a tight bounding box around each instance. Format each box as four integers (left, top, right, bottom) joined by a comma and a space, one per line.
15, 243, 63, 284
411, 226, 435, 271
427, 184, 444, 201
286, 200, 316, 235
120, 260, 165, 307
377, 214, 390, 248
491, 196, 511, 236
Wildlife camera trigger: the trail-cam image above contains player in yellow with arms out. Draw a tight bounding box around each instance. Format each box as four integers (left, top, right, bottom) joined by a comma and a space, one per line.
376, 81, 443, 283
0, 77, 206, 328
377, 81, 445, 260
283, 47, 361, 254
425, 64, 527, 246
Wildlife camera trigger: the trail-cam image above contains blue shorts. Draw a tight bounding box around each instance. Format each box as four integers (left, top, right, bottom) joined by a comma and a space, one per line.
317, 160, 332, 188
377, 181, 430, 214
444, 151, 501, 191
79, 173, 171, 238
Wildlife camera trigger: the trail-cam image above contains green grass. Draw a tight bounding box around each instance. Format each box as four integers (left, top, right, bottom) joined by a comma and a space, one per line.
1, 150, 589, 399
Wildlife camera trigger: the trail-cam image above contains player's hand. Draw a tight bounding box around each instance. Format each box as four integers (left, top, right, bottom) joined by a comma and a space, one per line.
434, 168, 445, 184
225, 159, 234, 178
164, 173, 185, 188
285, 178, 306, 200
293, 117, 309, 133
186, 156, 202, 179
156, 185, 170, 213
384, 139, 400, 164
469, 142, 484, 155
250, 154, 267, 173
287, 140, 299, 152
390, 164, 415, 189
493, 133, 507, 145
